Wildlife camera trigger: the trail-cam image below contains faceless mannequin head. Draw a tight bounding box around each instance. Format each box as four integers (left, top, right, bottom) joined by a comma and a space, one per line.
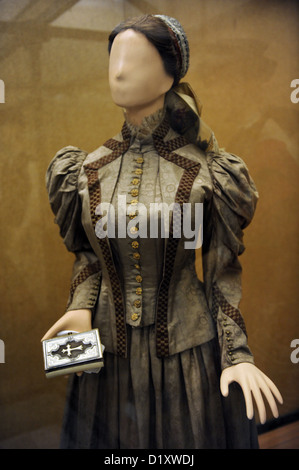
108, 15, 189, 124
108, 29, 174, 114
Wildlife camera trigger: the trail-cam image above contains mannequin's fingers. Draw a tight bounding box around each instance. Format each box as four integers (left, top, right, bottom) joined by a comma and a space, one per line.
256, 375, 280, 419
250, 379, 267, 424
220, 378, 229, 397
240, 380, 255, 421
262, 373, 283, 405
220, 370, 231, 397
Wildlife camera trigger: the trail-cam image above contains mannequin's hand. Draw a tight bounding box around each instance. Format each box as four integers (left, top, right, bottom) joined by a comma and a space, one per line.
41, 309, 92, 341
41, 309, 92, 377
220, 362, 283, 424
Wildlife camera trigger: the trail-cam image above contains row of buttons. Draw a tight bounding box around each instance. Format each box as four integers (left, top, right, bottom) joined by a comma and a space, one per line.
86, 275, 101, 309
129, 156, 144, 322
223, 316, 236, 362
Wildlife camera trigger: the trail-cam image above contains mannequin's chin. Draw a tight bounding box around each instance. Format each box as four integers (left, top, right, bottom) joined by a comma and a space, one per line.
112, 98, 151, 110
110, 90, 166, 111
113, 99, 166, 117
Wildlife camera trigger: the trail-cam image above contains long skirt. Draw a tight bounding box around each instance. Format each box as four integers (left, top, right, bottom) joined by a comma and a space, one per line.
60, 326, 259, 449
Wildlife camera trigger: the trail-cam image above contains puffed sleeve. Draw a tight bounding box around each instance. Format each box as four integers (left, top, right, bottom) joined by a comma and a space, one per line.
203, 149, 259, 370
46, 146, 89, 252
46, 146, 102, 313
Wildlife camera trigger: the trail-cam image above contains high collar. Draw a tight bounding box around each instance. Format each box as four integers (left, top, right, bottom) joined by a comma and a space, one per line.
121, 107, 171, 148
123, 107, 166, 140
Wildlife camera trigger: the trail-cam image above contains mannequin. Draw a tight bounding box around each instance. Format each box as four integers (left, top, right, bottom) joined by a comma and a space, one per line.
42, 15, 282, 448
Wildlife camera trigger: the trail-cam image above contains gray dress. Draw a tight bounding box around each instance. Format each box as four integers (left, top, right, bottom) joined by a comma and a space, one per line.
46, 109, 259, 449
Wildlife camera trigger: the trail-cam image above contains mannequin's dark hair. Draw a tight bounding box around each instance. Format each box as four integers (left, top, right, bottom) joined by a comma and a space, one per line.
108, 15, 181, 87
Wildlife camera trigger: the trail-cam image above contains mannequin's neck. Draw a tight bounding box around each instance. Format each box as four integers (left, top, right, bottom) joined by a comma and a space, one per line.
124, 94, 165, 126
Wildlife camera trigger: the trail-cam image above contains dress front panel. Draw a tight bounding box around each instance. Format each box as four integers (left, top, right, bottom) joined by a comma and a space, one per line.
109, 131, 165, 327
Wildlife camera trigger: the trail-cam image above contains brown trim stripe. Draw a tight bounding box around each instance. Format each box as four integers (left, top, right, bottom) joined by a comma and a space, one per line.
212, 282, 247, 336
83, 127, 130, 357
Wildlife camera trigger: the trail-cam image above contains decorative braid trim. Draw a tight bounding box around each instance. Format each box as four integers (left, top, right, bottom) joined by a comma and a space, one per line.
152, 118, 201, 357
68, 260, 101, 307
212, 283, 247, 336
83, 126, 130, 357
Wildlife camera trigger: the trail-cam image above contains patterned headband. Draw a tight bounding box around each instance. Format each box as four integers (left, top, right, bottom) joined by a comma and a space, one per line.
154, 14, 190, 80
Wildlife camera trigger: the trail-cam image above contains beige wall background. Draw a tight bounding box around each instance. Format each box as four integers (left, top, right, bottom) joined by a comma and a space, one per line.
0, 0, 298, 447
